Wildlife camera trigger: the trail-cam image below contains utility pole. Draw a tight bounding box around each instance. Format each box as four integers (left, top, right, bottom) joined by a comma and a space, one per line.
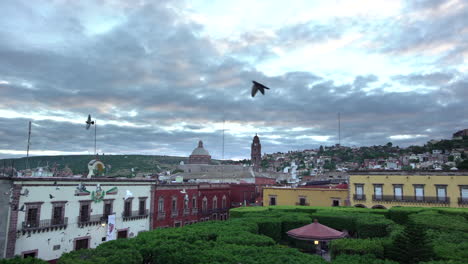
338, 113, 341, 146
26, 121, 31, 169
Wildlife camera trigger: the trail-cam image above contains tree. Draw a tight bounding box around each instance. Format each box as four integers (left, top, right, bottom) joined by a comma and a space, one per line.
386, 142, 393, 148
448, 155, 455, 162
319, 145, 324, 154
457, 160, 468, 170
389, 220, 435, 264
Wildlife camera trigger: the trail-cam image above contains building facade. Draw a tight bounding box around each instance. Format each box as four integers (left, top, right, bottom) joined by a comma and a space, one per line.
263, 187, 349, 207
1, 177, 154, 261
349, 172, 468, 209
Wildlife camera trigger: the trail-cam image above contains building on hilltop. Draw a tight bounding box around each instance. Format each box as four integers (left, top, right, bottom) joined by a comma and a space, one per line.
188, 140, 211, 164
453, 129, 468, 139
251, 134, 261, 172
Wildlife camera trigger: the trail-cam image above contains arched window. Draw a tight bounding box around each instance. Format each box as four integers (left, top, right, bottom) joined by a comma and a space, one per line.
202, 197, 208, 212
192, 196, 197, 208
213, 196, 218, 209
158, 197, 164, 212
222, 195, 226, 209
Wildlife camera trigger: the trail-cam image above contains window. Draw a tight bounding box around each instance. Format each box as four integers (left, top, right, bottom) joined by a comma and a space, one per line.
79, 202, 90, 223
299, 197, 306, 206
373, 184, 383, 200
192, 196, 197, 208
393, 184, 403, 200
26, 208, 39, 227
23, 250, 37, 258
103, 201, 113, 219
202, 197, 208, 212
355, 184, 364, 199
269, 196, 276, 206
138, 198, 146, 215
414, 185, 424, 201
183, 195, 189, 209
222, 196, 226, 209
332, 200, 339, 206
172, 197, 177, 211
117, 230, 128, 239
52, 205, 64, 225
460, 186, 468, 202
436, 185, 447, 202
124, 199, 132, 217
158, 197, 164, 212
213, 196, 218, 209
75, 238, 89, 250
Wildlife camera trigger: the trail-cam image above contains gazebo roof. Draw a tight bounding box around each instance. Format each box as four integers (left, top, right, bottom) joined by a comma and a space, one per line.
286, 219, 347, 241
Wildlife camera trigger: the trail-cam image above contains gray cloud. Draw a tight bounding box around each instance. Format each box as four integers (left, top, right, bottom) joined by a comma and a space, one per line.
0, 0, 467, 160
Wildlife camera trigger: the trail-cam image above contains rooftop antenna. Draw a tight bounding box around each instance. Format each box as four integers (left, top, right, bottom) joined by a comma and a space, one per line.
338, 112, 341, 146
26, 121, 31, 170
85, 114, 97, 156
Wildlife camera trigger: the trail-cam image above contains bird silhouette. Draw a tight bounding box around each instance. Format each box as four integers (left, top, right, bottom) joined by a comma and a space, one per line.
49, 194, 54, 199
19, 205, 25, 212
86, 114, 95, 130
251, 81, 270, 97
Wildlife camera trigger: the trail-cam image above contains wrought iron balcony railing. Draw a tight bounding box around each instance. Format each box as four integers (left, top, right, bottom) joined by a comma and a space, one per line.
191, 208, 198, 215
157, 211, 166, 220
183, 208, 190, 216
458, 197, 468, 205
353, 194, 366, 201
21, 217, 68, 233
372, 195, 450, 204
122, 209, 149, 221
77, 214, 105, 227
171, 209, 179, 218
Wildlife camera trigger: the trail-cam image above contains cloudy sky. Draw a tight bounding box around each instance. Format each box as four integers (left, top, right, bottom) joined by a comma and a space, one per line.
0, 0, 467, 160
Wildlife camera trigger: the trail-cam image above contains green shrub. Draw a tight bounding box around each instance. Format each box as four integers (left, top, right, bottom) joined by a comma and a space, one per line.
330, 238, 385, 259
387, 207, 426, 224
255, 217, 283, 242
280, 213, 312, 241
410, 211, 468, 232
311, 211, 357, 233
229, 206, 268, 218
217, 231, 275, 246
435, 208, 468, 220
1, 256, 49, 264
332, 254, 398, 264
355, 216, 395, 238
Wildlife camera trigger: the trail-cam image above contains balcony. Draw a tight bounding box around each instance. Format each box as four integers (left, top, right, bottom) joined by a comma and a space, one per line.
191, 208, 198, 215
183, 208, 190, 216
353, 194, 366, 201
372, 195, 450, 204
171, 210, 179, 218
122, 209, 149, 221
156, 211, 166, 220
77, 214, 106, 227
21, 218, 68, 234
458, 197, 468, 205
295, 202, 310, 206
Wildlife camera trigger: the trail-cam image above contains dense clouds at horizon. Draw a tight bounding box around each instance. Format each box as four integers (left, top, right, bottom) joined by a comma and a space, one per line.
0, 0, 467, 159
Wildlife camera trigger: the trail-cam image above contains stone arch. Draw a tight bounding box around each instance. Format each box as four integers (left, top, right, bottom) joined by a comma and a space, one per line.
354, 204, 367, 208
372, 205, 387, 209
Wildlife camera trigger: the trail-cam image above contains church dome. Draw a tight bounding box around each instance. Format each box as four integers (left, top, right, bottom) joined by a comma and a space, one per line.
191, 140, 210, 156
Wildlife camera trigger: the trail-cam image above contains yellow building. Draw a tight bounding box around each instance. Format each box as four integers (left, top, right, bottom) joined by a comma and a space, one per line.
349, 172, 468, 209
263, 187, 349, 207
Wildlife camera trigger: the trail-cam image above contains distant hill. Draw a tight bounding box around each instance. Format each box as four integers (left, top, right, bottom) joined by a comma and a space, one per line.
0, 155, 189, 177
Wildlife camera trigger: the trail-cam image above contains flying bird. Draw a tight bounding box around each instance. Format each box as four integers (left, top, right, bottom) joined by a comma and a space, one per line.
19, 205, 25, 212
124, 190, 133, 200
85, 114, 95, 130
180, 189, 187, 194
49, 194, 54, 199
251, 81, 270, 97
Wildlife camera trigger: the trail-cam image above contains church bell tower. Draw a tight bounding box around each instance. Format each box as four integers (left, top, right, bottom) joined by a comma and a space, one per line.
251, 134, 261, 172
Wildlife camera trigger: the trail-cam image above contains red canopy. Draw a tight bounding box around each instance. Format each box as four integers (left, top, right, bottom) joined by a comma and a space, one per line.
287, 219, 347, 241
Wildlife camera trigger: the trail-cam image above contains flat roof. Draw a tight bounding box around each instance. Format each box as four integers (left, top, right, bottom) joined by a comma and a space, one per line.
348, 171, 468, 176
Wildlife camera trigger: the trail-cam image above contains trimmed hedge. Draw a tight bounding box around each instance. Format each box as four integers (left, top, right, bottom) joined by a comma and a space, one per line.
332, 254, 398, 264
0, 257, 48, 264
387, 207, 426, 224
330, 238, 385, 259
409, 211, 468, 232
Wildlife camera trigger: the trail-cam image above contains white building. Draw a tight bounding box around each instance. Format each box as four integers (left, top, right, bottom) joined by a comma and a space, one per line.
1, 177, 154, 261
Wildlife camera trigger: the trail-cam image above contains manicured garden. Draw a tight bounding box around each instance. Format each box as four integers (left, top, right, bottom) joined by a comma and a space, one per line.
2, 206, 467, 264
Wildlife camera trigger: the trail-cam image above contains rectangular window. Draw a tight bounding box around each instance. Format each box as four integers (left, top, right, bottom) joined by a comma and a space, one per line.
393, 185, 403, 200
436, 185, 447, 202
117, 230, 128, 239
23, 251, 37, 258
222, 197, 226, 209
104, 203, 112, 217
355, 184, 364, 199
192, 197, 197, 208
269, 196, 276, 206
79, 203, 90, 223
299, 197, 306, 206
124, 200, 132, 217
461, 186, 468, 201
139, 199, 146, 215
414, 185, 424, 201
158, 198, 164, 212
27, 208, 39, 227
75, 238, 89, 250
172, 198, 177, 211
374, 184, 383, 200
52, 206, 63, 225
202, 199, 207, 212
213, 199, 218, 209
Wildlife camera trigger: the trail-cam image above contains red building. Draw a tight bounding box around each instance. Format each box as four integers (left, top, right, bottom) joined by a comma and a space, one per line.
229, 183, 256, 207
152, 183, 230, 228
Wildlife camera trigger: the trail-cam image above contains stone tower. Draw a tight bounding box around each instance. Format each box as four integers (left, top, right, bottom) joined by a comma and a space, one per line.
251, 134, 261, 171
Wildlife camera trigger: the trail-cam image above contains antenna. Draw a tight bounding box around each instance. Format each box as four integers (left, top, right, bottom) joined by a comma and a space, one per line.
26, 121, 31, 169
94, 119, 97, 156
222, 115, 225, 160
338, 112, 341, 146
